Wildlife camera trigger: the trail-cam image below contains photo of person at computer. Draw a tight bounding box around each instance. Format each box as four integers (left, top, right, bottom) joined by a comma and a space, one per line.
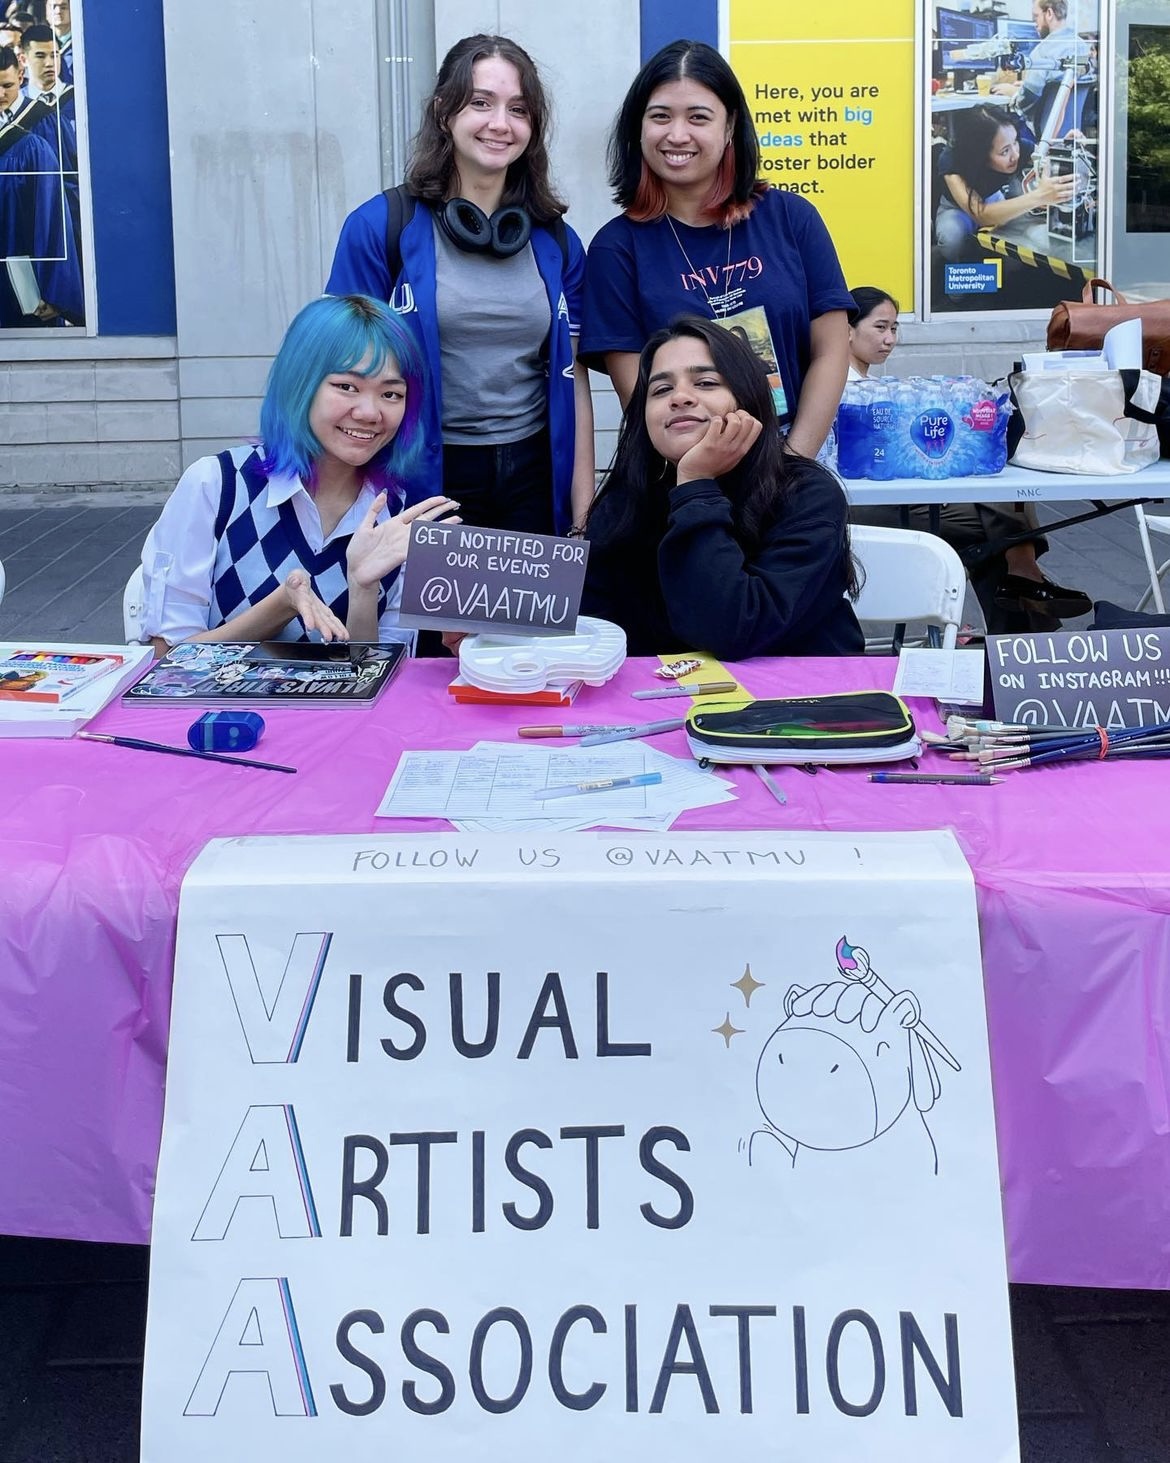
990, 0, 1093, 140
935, 105, 1075, 260
928, 0, 1099, 315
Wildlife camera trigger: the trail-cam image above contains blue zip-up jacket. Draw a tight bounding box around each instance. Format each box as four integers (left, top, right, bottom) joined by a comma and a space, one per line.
326, 193, 584, 533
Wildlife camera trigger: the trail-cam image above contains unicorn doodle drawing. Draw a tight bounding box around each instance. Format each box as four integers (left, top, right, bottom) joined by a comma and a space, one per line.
748, 937, 961, 1175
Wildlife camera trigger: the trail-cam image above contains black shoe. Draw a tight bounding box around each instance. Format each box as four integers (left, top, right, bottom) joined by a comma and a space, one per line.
993, 574, 1093, 620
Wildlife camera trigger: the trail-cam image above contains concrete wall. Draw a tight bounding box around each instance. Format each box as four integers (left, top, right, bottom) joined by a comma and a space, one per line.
875, 319, 1043, 384
162, 0, 386, 468
0, 340, 180, 489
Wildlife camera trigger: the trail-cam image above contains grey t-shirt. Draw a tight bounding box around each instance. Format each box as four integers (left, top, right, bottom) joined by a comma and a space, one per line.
433, 218, 550, 445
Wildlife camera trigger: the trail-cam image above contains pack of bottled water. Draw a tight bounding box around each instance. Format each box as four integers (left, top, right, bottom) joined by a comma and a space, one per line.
834, 376, 1012, 480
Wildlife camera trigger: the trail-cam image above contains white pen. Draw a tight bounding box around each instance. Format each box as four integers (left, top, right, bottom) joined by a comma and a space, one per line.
754, 764, 788, 807
631, 681, 740, 701
534, 772, 664, 800
578, 718, 686, 747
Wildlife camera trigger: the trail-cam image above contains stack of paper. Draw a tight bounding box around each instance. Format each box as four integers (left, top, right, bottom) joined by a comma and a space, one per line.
375, 740, 736, 831
1021, 318, 1143, 374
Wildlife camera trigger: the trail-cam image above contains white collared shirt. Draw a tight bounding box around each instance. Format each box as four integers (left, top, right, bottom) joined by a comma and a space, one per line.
23, 82, 67, 104
140, 447, 409, 647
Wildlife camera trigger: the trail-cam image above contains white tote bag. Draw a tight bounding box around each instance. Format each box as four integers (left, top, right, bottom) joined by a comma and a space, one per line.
1010, 369, 1160, 474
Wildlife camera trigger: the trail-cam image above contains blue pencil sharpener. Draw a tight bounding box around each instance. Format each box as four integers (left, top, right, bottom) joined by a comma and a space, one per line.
187, 711, 265, 753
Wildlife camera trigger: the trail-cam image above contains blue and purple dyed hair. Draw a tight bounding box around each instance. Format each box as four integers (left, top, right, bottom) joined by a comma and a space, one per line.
259, 294, 425, 496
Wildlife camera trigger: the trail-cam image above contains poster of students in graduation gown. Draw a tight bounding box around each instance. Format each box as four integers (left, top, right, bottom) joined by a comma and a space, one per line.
0, 0, 84, 330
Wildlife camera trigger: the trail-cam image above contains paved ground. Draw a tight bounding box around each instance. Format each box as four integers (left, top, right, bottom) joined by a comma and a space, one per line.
0, 486, 1155, 648
1, 490, 1168, 1460
0, 494, 162, 645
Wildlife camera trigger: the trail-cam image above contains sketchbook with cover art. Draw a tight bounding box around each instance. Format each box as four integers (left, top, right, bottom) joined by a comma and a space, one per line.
122, 640, 407, 708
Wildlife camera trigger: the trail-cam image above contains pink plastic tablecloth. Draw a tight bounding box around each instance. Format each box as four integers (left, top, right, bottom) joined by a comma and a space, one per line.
3, 656, 1169, 1287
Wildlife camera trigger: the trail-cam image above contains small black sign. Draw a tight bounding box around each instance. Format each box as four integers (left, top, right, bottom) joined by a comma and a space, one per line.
988, 628, 1170, 728
397, 523, 589, 637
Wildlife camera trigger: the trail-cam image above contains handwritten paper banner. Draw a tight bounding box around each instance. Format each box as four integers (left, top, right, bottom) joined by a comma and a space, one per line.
142, 831, 1018, 1462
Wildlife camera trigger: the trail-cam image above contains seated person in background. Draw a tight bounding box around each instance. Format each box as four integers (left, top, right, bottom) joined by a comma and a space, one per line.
845, 287, 898, 381
934, 104, 1073, 261
845, 286, 1090, 632
140, 294, 458, 658
582, 316, 863, 660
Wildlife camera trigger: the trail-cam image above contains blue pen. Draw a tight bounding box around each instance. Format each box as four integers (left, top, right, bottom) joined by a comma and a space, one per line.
578, 718, 685, 747
534, 771, 663, 800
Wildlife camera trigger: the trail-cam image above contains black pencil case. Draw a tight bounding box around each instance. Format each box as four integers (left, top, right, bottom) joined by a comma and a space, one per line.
685, 691, 919, 766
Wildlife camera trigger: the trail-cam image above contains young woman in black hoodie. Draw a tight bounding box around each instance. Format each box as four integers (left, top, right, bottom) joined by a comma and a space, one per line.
583, 316, 862, 660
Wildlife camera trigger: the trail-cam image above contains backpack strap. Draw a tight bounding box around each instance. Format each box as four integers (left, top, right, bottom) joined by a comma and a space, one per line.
550, 214, 569, 274
381, 183, 417, 286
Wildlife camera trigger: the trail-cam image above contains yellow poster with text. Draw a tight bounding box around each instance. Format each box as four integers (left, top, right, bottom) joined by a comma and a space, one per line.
729, 2, 916, 309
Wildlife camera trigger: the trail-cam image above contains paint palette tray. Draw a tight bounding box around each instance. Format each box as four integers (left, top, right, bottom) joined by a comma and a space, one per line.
458, 616, 626, 693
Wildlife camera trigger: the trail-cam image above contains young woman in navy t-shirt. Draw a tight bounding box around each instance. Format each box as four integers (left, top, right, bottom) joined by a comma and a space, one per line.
580, 40, 852, 460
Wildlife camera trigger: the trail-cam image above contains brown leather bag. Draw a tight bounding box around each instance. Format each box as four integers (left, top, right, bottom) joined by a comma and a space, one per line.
1047, 278, 1170, 375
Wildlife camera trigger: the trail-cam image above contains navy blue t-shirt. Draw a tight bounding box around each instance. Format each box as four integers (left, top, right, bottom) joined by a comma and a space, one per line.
580, 188, 851, 426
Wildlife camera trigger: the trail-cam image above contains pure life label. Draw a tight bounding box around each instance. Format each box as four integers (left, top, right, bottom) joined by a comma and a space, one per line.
398, 523, 590, 637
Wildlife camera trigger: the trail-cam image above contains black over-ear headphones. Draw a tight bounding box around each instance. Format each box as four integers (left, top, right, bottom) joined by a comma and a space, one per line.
437, 197, 533, 258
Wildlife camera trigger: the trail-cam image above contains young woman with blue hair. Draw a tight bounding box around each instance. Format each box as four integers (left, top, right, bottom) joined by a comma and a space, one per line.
139, 294, 458, 656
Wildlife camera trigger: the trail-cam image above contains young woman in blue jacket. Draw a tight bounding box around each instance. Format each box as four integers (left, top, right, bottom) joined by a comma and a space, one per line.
327, 33, 594, 537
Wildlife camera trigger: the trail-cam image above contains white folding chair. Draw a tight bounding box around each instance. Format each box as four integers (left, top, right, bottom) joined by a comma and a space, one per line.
850, 525, 965, 652
1133, 504, 1170, 613
122, 564, 147, 643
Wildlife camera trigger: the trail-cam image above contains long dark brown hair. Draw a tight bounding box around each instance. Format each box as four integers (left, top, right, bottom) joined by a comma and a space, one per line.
947, 104, 1029, 214
405, 33, 566, 225
588, 315, 859, 597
